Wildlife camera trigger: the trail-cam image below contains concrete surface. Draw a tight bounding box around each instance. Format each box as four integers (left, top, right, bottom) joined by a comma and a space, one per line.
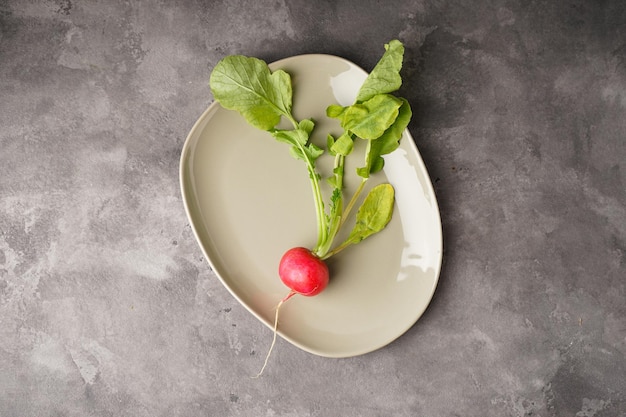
1, 1, 625, 416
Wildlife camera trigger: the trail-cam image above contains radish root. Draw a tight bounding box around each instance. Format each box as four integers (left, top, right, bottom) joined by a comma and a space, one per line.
253, 290, 296, 378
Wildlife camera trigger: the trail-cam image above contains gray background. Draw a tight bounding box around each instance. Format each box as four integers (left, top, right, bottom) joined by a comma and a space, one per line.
1, 0, 625, 416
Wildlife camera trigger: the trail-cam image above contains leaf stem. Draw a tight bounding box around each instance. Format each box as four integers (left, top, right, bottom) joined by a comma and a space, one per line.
288, 130, 326, 251
320, 177, 366, 260
320, 239, 351, 260
286, 115, 299, 129
314, 153, 344, 257
340, 178, 367, 230
309, 164, 327, 250
282, 113, 327, 251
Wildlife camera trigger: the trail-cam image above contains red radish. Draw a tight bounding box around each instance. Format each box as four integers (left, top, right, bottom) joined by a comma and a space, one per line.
254, 247, 329, 377
279, 247, 329, 296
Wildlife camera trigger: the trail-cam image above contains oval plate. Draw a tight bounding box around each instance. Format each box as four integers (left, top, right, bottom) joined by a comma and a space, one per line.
180, 54, 443, 358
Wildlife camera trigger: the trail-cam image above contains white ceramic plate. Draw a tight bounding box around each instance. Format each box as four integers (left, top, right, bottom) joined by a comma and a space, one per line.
180, 54, 443, 358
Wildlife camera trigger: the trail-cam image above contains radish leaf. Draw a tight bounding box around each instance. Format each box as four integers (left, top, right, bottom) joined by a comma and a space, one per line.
340, 94, 402, 140
356, 40, 405, 103
358, 98, 413, 178
347, 183, 395, 243
208, 40, 411, 261
209, 55, 293, 130
329, 132, 354, 156
324, 183, 395, 257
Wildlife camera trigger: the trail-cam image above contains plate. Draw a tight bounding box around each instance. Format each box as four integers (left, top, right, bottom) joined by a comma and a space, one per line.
179, 54, 443, 358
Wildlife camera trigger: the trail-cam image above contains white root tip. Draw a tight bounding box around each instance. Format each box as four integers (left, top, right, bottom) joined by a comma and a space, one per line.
252, 291, 295, 378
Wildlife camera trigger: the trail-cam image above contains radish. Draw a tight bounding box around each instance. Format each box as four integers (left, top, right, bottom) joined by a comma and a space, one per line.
279, 247, 329, 297
210, 41, 409, 376
254, 247, 329, 377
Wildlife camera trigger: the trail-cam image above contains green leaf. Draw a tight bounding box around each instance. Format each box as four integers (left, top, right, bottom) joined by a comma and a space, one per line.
330, 132, 354, 156
342, 94, 402, 139
272, 128, 308, 147
272, 128, 323, 163
209, 55, 293, 131
298, 119, 315, 135
306, 143, 324, 161
343, 183, 395, 246
326, 104, 347, 119
367, 154, 386, 176
375, 98, 412, 155
359, 98, 412, 177
327, 134, 337, 156
327, 175, 338, 188
356, 166, 369, 178
356, 40, 405, 103
330, 187, 342, 210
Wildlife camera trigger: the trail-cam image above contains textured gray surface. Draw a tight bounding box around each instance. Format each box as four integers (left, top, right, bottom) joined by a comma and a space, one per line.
1, 1, 625, 416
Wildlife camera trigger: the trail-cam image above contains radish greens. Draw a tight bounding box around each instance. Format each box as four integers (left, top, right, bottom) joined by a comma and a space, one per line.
209, 40, 411, 260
